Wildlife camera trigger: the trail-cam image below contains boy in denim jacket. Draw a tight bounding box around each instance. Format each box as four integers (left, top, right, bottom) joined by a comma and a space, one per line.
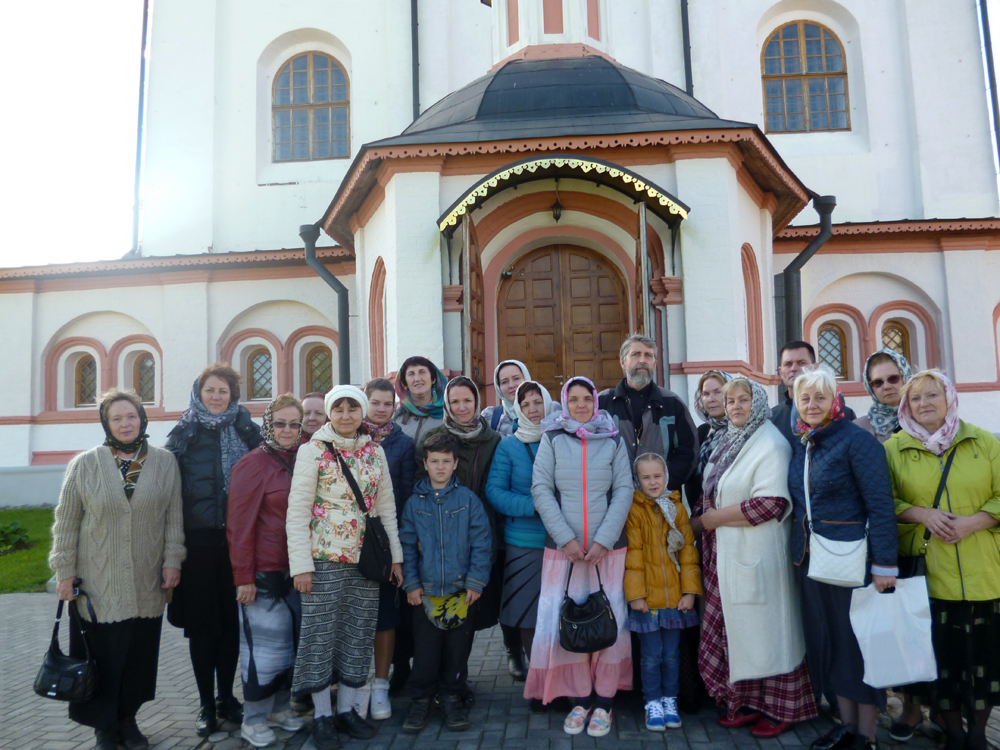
399, 431, 492, 734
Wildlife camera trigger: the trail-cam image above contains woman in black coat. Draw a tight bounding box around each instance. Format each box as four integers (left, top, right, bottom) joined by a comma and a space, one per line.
166, 363, 261, 737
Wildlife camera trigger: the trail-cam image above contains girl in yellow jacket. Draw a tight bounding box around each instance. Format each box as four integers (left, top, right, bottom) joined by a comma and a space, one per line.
624, 453, 703, 733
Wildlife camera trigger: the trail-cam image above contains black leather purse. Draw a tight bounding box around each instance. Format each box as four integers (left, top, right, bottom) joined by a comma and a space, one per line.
34, 588, 99, 703
326, 444, 393, 583
558, 562, 619, 654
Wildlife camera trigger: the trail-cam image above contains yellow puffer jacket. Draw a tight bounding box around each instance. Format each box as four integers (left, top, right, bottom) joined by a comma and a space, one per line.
885, 420, 1000, 601
624, 490, 702, 609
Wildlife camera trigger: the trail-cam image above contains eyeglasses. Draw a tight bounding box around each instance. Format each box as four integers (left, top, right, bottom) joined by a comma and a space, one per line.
870, 375, 902, 389
272, 421, 302, 430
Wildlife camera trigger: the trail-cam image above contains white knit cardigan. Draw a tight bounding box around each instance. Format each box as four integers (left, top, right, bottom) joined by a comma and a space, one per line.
49, 445, 186, 623
713, 421, 806, 682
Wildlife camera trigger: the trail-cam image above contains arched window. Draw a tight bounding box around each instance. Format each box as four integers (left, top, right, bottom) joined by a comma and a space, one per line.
306, 346, 333, 393
132, 353, 156, 404
762, 21, 849, 133
247, 348, 273, 400
817, 323, 847, 378
75, 355, 97, 406
881, 320, 911, 361
272, 52, 349, 162
369, 257, 387, 377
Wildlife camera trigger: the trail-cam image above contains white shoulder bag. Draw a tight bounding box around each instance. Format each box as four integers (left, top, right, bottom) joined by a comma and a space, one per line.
804, 443, 868, 587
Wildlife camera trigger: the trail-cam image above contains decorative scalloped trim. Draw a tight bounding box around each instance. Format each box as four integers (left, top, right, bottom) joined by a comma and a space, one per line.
776, 219, 1000, 238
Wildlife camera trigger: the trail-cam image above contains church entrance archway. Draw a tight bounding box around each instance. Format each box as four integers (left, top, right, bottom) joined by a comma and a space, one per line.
497, 245, 629, 396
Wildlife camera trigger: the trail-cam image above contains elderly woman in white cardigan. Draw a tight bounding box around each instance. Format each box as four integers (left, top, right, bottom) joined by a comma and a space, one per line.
690, 378, 817, 738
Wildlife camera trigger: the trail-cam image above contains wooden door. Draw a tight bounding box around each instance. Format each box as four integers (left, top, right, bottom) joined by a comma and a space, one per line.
497, 245, 629, 397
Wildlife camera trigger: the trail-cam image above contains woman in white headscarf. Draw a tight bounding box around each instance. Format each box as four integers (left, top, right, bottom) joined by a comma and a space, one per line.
286, 385, 404, 750
482, 359, 532, 437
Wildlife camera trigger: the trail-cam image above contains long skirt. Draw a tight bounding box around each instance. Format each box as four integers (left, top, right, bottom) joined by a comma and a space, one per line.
899, 598, 1000, 714
292, 561, 378, 692
238, 574, 301, 702
168, 530, 239, 641
523, 547, 632, 704
69, 616, 162, 730
500, 545, 544, 630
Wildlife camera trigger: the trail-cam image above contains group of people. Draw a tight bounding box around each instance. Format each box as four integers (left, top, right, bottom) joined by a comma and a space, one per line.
48, 334, 1000, 750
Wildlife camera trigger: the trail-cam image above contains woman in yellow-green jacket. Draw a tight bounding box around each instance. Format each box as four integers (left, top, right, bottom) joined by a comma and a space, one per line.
884, 370, 1000, 750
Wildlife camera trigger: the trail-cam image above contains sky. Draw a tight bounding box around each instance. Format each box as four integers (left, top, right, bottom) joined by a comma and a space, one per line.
1, 2, 999, 269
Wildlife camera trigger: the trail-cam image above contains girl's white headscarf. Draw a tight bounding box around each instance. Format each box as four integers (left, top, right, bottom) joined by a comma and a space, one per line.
493, 359, 532, 422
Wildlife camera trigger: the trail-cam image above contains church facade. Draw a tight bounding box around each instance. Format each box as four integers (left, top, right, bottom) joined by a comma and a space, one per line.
2, 0, 999, 469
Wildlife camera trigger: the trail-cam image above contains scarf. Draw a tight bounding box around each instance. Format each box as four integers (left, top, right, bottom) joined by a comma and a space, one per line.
362, 417, 396, 445
100, 398, 149, 454
898, 370, 960, 455
693, 370, 733, 478
394, 357, 448, 419
175, 378, 249, 490
793, 389, 848, 445
634, 454, 686, 571
493, 359, 532, 423
512, 380, 554, 444
443, 376, 485, 439
862, 347, 913, 437
115, 440, 149, 500
703, 378, 770, 501
260, 399, 302, 450
541, 376, 619, 440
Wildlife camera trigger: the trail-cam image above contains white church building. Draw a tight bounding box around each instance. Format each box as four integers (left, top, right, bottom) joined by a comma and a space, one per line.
2, 0, 1000, 478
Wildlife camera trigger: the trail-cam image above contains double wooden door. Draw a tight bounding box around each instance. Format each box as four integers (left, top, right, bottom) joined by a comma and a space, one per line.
497, 245, 629, 397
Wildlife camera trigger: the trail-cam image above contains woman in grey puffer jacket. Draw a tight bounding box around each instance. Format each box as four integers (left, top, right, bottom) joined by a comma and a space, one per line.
524, 377, 634, 738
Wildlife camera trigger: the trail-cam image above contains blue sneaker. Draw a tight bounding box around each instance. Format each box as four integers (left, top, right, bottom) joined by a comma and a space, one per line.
661, 696, 682, 728
645, 700, 666, 731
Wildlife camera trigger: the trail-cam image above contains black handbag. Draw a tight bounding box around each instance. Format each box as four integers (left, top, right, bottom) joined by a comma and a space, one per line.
326, 443, 393, 583
34, 589, 99, 703
898, 449, 956, 579
558, 562, 619, 654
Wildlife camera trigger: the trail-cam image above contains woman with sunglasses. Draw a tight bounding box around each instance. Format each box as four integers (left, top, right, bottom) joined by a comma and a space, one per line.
854, 349, 912, 445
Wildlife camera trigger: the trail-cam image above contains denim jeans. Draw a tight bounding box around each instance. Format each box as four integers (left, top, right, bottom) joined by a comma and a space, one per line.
638, 628, 681, 703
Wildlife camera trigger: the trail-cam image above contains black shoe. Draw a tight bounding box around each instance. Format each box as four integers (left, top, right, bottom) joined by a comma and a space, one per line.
311, 716, 341, 750
118, 716, 149, 750
850, 735, 877, 750
290, 692, 313, 714
215, 695, 243, 725
195, 705, 216, 737
889, 722, 919, 742
507, 647, 528, 681
530, 698, 547, 713
811, 725, 856, 750
95, 728, 118, 750
403, 698, 432, 734
462, 684, 476, 708
333, 709, 377, 740
441, 694, 470, 732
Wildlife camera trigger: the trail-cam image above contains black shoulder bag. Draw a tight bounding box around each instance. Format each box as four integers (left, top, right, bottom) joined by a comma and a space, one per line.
324, 443, 393, 583
558, 562, 619, 654
897, 448, 956, 579
34, 585, 99, 702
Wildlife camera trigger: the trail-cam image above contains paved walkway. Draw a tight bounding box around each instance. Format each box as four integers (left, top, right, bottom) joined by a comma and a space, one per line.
3, 593, 996, 750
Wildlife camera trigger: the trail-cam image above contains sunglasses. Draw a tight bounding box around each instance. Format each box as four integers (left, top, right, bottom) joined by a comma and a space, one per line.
272, 421, 302, 430
870, 375, 902, 389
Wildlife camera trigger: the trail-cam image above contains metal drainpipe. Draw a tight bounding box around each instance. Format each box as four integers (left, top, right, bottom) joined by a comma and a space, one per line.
300, 224, 351, 384
411, 0, 420, 121
782, 195, 837, 341
680, 0, 694, 96
130, 0, 151, 256
979, 0, 1000, 178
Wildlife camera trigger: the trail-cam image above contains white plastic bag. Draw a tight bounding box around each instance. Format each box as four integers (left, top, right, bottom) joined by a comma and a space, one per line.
849, 577, 937, 689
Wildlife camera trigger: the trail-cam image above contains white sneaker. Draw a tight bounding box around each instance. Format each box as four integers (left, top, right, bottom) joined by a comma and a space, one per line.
369, 677, 392, 720
353, 680, 372, 719
241, 721, 277, 748
267, 709, 306, 732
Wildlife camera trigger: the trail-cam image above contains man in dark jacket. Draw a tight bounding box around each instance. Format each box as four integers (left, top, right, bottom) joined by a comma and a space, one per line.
771, 341, 855, 443
598, 334, 698, 492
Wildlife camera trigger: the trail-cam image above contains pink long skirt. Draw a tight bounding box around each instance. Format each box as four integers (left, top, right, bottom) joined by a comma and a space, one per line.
523, 547, 633, 703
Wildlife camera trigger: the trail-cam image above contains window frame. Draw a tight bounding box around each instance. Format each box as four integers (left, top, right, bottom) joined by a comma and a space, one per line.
761, 20, 851, 134
271, 52, 351, 163
75, 355, 98, 407
881, 320, 911, 363
247, 347, 274, 401
132, 352, 156, 404
817, 322, 848, 379
305, 345, 334, 394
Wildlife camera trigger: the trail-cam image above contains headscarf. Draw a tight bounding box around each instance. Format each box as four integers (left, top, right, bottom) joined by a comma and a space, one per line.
394, 356, 448, 419
175, 378, 250, 490
898, 370, 960, 456
325, 385, 369, 421
862, 347, 912, 437
693, 370, 733, 477
512, 380, 554, 444
493, 359, 532, 423
442, 376, 485, 439
362, 415, 396, 445
703, 378, 770, 501
793, 388, 848, 445
260, 399, 302, 450
100, 396, 149, 454
541, 376, 619, 440
634, 453, 686, 571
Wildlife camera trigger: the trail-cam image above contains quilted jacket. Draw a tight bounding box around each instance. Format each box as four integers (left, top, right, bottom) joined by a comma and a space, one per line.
788, 419, 898, 572
380, 424, 416, 517
485, 436, 545, 549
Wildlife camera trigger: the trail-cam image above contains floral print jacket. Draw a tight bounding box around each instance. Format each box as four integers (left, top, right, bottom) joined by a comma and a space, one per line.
286, 423, 403, 577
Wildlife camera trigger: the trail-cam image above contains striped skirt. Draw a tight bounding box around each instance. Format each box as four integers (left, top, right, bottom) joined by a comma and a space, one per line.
292, 561, 378, 692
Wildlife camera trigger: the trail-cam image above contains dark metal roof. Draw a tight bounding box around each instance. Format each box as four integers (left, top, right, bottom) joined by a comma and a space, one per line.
369, 55, 753, 148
